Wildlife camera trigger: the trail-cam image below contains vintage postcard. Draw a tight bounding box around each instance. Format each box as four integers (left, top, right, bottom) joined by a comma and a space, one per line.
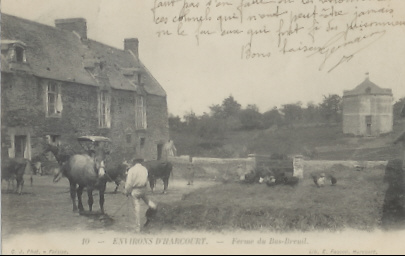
1, 0, 405, 254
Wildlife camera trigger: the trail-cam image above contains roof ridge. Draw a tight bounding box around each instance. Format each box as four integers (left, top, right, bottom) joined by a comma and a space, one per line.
1, 12, 166, 96
2, 13, 65, 32
86, 38, 129, 54
343, 77, 392, 96
2, 13, 128, 52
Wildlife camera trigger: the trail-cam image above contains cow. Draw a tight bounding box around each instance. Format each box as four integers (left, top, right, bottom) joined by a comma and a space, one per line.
1, 157, 33, 195
142, 160, 173, 194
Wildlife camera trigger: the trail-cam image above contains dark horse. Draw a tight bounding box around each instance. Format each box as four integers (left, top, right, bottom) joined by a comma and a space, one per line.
1, 157, 33, 195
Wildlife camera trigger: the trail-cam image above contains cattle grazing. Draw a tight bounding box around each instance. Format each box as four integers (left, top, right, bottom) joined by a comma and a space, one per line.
142, 160, 173, 194
243, 170, 259, 184
283, 176, 299, 186
331, 176, 337, 186
317, 173, 326, 187
53, 153, 107, 213
311, 174, 320, 187
1, 157, 33, 195
263, 175, 276, 187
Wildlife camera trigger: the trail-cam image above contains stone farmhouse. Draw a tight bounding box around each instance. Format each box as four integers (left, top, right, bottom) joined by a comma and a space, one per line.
1, 14, 169, 166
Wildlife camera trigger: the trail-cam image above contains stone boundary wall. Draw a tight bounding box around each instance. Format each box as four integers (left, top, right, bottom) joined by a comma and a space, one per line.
169, 155, 255, 180
168, 156, 388, 181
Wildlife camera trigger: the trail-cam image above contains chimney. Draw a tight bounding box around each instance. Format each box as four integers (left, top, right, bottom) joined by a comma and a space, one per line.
55, 18, 87, 39
365, 72, 370, 80
124, 38, 139, 59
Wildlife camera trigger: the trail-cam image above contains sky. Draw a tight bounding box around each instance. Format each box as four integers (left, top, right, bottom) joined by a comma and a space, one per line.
2, 0, 405, 117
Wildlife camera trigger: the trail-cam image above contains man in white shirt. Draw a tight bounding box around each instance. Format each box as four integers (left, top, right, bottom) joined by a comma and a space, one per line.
124, 158, 157, 232
163, 139, 177, 161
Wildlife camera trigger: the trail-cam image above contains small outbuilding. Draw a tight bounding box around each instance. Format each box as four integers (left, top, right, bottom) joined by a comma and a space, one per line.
342, 74, 393, 136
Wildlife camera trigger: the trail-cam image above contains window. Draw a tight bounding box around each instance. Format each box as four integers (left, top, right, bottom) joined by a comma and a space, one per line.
135, 95, 147, 129
98, 91, 111, 128
140, 137, 145, 146
8, 44, 27, 63
46, 81, 63, 117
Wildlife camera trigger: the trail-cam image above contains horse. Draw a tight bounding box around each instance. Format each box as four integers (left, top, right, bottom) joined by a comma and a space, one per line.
43, 143, 72, 166
1, 157, 33, 195
53, 148, 109, 213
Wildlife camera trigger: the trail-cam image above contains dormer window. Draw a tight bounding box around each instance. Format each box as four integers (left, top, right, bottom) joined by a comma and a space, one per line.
1, 40, 28, 63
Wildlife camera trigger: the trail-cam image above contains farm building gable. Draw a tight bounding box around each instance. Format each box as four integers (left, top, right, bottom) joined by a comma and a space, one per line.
1, 14, 166, 96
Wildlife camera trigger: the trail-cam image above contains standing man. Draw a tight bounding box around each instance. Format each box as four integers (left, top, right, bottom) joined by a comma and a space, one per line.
163, 139, 177, 161
187, 156, 195, 186
124, 157, 157, 233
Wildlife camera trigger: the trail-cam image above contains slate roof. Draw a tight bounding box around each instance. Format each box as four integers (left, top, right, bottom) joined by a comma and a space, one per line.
1, 14, 166, 97
343, 78, 392, 97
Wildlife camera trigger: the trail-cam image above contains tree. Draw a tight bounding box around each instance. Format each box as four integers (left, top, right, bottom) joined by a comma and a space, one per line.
222, 95, 241, 118
209, 104, 224, 119
319, 94, 342, 123
281, 102, 303, 124
304, 101, 321, 123
393, 97, 405, 121
262, 107, 283, 128
168, 114, 183, 131
183, 110, 198, 130
197, 114, 226, 138
239, 104, 263, 130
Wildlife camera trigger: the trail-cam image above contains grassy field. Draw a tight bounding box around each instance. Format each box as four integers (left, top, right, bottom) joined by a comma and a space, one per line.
149, 160, 405, 232
2, 160, 404, 237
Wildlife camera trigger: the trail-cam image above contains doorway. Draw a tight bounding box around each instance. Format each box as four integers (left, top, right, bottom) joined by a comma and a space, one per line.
365, 115, 372, 136
157, 143, 163, 160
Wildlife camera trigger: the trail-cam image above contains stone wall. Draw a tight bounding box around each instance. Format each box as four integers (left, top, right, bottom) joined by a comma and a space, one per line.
1, 72, 169, 167
167, 155, 388, 182
169, 155, 255, 180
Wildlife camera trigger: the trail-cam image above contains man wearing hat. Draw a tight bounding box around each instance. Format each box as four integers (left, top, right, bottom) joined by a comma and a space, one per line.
124, 156, 157, 232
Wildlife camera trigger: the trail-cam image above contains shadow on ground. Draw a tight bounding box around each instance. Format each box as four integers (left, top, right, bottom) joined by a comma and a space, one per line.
381, 159, 405, 230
